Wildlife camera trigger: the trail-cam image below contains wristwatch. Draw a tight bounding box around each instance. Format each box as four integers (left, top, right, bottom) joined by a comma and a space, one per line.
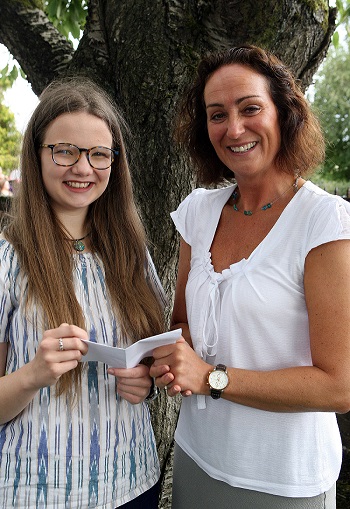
145, 377, 160, 402
207, 364, 229, 399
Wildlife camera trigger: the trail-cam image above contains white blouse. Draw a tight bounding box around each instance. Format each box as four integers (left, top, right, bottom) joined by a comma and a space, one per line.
171, 181, 350, 497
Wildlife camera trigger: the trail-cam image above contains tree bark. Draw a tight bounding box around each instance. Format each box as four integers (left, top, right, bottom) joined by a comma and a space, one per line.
0, 1, 338, 507
0, 0, 337, 281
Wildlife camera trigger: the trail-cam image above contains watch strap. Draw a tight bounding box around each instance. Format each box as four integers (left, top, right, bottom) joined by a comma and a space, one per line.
210, 389, 223, 399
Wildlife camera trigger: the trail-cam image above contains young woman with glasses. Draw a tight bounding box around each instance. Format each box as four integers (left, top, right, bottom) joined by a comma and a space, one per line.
0, 78, 166, 509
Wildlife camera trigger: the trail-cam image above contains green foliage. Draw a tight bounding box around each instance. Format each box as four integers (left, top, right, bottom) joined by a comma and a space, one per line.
312, 44, 350, 181
333, 0, 350, 46
44, 0, 88, 41
0, 1, 87, 172
0, 53, 26, 91
0, 1, 87, 89
0, 102, 21, 173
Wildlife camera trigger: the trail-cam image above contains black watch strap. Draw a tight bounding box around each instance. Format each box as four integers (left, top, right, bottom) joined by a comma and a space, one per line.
210, 389, 223, 399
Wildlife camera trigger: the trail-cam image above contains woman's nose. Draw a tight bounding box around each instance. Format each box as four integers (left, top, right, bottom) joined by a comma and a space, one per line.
71, 153, 94, 175
226, 114, 245, 139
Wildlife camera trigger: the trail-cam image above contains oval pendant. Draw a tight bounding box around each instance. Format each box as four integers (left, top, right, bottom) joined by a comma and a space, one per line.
73, 240, 85, 252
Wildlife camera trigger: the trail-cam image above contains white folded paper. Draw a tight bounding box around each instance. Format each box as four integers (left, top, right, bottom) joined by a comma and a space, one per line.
81, 328, 182, 368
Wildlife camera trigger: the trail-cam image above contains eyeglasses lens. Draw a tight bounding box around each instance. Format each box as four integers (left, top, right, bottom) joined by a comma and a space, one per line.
89, 147, 114, 169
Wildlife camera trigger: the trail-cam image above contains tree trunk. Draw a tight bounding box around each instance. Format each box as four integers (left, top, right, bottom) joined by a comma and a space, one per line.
0, 1, 338, 507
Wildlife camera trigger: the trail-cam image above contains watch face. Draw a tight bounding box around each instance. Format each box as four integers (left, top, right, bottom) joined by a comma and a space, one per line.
208, 370, 229, 390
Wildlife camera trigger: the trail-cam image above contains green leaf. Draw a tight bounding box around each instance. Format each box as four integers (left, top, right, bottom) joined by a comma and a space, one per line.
9, 67, 18, 81
0, 62, 21, 90
44, 0, 87, 42
70, 21, 80, 40
333, 31, 340, 47
336, 0, 344, 14
46, 0, 59, 18
1, 64, 9, 77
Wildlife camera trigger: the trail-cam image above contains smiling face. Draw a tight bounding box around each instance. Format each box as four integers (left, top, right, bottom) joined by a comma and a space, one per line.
204, 64, 281, 182
40, 111, 112, 218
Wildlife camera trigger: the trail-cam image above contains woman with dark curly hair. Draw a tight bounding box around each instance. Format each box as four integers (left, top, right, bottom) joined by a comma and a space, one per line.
151, 46, 350, 509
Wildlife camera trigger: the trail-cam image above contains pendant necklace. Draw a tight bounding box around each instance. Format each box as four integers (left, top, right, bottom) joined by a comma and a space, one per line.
64, 233, 90, 252
232, 176, 299, 216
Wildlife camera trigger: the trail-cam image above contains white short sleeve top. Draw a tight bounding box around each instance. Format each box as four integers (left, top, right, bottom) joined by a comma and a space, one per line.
170, 181, 350, 497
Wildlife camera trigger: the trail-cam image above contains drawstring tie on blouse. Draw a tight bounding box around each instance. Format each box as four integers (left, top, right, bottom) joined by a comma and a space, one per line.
195, 256, 223, 409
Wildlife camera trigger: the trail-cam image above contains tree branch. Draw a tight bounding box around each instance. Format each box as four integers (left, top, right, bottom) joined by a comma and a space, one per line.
70, 0, 115, 95
0, 0, 74, 95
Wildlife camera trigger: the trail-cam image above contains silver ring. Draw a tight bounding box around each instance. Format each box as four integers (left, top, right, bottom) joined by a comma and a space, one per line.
58, 338, 64, 351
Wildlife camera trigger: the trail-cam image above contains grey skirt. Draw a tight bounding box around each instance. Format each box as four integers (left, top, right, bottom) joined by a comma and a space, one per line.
172, 444, 336, 509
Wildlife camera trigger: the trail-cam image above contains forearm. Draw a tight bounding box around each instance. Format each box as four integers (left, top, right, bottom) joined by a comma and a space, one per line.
200, 364, 350, 413
156, 339, 350, 413
0, 363, 40, 424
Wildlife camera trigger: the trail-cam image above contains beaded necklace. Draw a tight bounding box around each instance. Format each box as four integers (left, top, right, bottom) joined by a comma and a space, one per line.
232, 176, 299, 216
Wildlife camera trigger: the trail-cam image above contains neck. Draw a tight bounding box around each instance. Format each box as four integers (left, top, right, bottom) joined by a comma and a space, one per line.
55, 209, 89, 241
232, 176, 300, 216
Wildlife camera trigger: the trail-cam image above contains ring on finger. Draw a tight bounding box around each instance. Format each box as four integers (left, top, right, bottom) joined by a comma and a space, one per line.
58, 338, 64, 351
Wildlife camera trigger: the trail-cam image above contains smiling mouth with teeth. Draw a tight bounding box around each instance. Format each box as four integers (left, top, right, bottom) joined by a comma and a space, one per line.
230, 142, 257, 153
65, 181, 91, 189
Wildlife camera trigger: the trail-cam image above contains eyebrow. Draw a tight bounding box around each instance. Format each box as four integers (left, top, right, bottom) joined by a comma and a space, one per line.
206, 95, 262, 109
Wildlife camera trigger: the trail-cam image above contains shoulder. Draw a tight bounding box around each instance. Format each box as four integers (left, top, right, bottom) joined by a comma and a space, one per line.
183, 186, 233, 203
172, 186, 234, 220
301, 181, 348, 205
0, 235, 20, 290
298, 181, 350, 250
0, 234, 17, 263
170, 186, 234, 245
301, 181, 350, 221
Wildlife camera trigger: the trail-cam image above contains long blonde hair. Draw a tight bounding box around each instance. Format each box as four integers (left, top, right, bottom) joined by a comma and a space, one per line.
4, 78, 164, 396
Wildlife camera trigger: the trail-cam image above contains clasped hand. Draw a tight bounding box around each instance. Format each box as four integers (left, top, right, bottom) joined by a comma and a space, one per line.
150, 337, 208, 398
107, 364, 153, 404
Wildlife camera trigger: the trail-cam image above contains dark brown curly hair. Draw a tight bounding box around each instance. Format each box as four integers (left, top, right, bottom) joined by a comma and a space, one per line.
175, 45, 325, 185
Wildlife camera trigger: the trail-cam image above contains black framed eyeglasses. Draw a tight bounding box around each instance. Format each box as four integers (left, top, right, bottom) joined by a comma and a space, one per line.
40, 143, 119, 170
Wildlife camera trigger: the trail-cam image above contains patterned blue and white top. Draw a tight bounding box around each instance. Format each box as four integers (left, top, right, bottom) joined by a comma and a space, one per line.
0, 239, 166, 509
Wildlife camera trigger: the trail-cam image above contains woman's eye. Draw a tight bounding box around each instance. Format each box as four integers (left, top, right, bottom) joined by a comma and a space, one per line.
56, 149, 73, 156
244, 106, 261, 115
90, 150, 109, 159
210, 112, 226, 122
